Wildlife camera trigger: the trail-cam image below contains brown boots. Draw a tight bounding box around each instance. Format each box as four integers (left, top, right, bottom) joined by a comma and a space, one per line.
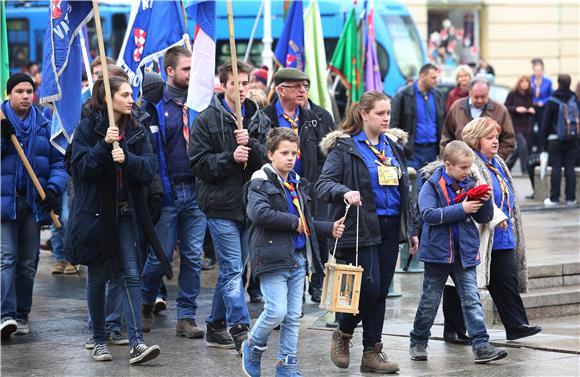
361, 342, 400, 374
330, 328, 353, 368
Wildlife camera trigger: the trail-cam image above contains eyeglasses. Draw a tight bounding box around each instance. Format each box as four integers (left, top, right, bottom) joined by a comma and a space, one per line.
279, 83, 310, 91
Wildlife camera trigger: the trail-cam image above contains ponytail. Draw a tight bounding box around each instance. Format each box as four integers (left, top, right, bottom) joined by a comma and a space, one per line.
340, 90, 390, 135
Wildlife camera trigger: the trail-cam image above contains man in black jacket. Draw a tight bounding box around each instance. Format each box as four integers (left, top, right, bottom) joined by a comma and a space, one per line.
189, 61, 271, 353
391, 63, 445, 189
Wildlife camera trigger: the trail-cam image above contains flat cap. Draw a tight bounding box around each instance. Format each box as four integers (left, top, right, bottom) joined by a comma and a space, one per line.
273, 68, 310, 85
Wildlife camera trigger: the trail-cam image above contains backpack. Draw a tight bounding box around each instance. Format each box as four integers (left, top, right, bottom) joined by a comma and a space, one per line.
549, 96, 580, 141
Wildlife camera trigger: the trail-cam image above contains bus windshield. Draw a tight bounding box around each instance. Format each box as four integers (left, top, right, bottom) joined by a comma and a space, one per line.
382, 15, 423, 79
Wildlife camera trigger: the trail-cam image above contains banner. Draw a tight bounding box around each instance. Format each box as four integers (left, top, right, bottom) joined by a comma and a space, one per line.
273, 0, 305, 70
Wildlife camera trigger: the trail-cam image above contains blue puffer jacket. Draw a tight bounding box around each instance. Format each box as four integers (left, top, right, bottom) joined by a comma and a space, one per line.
418, 165, 493, 268
1, 102, 67, 224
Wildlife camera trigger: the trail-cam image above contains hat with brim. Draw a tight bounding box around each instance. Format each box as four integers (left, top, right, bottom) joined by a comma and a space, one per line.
273, 68, 310, 86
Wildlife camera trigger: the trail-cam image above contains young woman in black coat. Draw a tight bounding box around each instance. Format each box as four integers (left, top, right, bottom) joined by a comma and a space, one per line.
504, 75, 535, 174
316, 91, 419, 374
66, 77, 160, 364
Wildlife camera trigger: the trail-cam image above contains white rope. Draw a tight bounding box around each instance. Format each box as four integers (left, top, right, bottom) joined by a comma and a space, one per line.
330, 199, 361, 267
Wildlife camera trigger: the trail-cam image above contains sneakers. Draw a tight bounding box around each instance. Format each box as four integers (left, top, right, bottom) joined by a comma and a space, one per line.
14, 319, 29, 335
142, 304, 154, 332
275, 355, 302, 377
92, 344, 113, 362
1, 318, 18, 339
154, 297, 167, 314
206, 321, 235, 349
230, 323, 250, 354
129, 343, 161, 365
330, 328, 353, 369
360, 342, 399, 374
64, 263, 79, 275
409, 344, 428, 361
176, 318, 205, 338
566, 200, 578, 207
51, 260, 68, 274
310, 288, 322, 304
85, 336, 96, 350
241, 338, 268, 377
108, 331, 129, 345
473, 343, 508, 363
544, 198, 559, 207
201, 257, 216, 271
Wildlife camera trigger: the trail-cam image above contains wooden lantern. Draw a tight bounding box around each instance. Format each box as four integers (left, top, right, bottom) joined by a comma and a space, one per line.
319, 261, 363, 314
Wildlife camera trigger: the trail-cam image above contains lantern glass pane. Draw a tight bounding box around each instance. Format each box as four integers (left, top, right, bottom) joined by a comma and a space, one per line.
324, 269, 335, 307
337, 273, 355, 307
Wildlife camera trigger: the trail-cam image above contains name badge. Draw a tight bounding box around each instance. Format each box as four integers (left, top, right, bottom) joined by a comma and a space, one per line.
378, 165, 399, 186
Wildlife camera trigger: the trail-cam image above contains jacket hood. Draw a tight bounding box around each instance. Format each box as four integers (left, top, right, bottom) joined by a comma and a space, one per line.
552, 89, 575, 102
420, 159, 478, 183
251, 163, 302, 183
319, 128, 409, 156
207, 93, 260, 121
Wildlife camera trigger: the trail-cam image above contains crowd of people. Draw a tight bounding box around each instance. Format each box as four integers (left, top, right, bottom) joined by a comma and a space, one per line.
1, 48, 578, 376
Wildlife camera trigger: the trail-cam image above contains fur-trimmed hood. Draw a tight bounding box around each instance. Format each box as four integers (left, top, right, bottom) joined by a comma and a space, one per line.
419, 159, 480, 182
319, 128, 409, 156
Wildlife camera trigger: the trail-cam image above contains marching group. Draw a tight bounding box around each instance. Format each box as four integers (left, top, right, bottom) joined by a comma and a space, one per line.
2, 47, 578, 376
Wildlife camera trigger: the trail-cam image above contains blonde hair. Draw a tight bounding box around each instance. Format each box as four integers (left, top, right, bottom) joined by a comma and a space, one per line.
454, 64, 474, 83
247, 89, 268, 109
442, 140, 474, 165
462, 117, 502, 150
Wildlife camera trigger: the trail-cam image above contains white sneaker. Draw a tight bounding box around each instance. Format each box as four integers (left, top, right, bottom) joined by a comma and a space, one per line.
566, 200, 577, 206
544, 198, 559, 207
14, 319, 29, 335
1, 318, 18, 339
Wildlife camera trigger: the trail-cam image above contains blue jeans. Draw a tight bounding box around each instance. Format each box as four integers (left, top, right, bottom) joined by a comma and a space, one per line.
141, 182, 207, 319
408, 144, 438, 191
1, 196, 41, 321
87, 278, 123, 335
249, 253, 306, 361
207, 218, 250, 326
50, 190, 69, 262
87, 212, 143, 347
410, 257, 490, 350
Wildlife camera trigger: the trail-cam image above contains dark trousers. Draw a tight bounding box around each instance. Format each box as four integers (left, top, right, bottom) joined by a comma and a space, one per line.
339, 216, 400, 348
506, 132, 529, 174
443, 249, 528, 333
548, 139, 578, 202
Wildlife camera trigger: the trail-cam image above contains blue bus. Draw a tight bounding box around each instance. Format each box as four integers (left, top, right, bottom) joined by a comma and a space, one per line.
6, 0, 425, 96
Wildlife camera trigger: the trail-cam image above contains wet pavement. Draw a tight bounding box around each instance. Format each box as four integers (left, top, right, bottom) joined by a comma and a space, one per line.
1, 177, 579, 376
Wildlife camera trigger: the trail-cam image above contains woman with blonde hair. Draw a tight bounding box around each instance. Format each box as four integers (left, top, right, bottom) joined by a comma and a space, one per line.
442, 117, 541, 343
446, 65, 473, 111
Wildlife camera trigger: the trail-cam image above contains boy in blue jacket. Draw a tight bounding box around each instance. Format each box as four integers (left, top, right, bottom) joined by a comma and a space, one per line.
242, 128, 344, 377
409, 141, 508, 364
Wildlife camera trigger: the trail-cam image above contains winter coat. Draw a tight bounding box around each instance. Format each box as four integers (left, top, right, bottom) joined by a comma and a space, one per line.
189, 94, 271, 223
540, 89, 579, 151
390, 83, 446, 156
316, 128, 419, 254
446, 86, 469, 112
65, 111, 158, 267
245, 164, 334, 277
504, 90, 534, 135
418, 163, 493, 268
261, 101, 325, 188
441, 97, 516, 160
1, 102, 67, 224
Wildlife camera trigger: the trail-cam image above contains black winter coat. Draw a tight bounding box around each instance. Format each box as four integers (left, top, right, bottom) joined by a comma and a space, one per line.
540, 89, 579, 150
189, 94, 271, 223
391, 83, 446, 156
65, 112, 158, 268
316, 129, 419, 254
246, 165, 334, 277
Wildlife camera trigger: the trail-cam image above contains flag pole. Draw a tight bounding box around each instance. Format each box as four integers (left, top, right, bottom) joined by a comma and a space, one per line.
92, 0, 119, 150
244, 0, 265, 62
226, 0, 243, 131
180, 0, 192, 50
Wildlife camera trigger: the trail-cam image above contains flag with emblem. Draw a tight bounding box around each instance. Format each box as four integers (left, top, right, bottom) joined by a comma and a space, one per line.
117, 0, 189, 99
273, 0, 305, 70
39, 0, 94, 154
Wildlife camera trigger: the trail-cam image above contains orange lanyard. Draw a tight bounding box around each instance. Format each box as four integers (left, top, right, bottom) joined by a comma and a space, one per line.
283, 181, 310, 236
486, 162, 511, 216
282, 113, 300, 159
364, 139, 391, 166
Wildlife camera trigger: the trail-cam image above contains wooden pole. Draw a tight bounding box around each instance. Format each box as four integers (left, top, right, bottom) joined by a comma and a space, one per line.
92, 0, 119, 150
180, 0, 192, 50
226, 0, 243, 131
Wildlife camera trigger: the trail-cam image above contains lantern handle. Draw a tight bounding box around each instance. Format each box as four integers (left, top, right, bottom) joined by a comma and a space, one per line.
330, 200, 351, 262
355, 204, 360, 267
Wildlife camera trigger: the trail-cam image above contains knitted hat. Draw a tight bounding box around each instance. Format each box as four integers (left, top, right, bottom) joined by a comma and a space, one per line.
7, 73, 36, 94
273, 68, 310, 86
251, 66, 269, 86
141, 71, 165, 104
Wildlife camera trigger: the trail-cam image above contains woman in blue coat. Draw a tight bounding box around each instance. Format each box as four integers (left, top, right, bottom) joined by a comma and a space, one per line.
1, 73, 67, 340
316, 91, 419, 374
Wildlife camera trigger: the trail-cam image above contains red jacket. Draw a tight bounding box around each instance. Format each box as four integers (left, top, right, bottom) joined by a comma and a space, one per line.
446, 86, 469, 112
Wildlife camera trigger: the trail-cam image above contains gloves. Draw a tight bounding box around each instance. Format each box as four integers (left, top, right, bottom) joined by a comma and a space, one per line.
1, 118, 15, 139
39, 189, 59, 213
453, 184, 492, 203
148, 195, 162, 225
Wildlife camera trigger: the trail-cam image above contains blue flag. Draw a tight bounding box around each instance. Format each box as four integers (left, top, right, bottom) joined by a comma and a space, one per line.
39, 0, 93, 154
117, 0, 189, 99
273, 1, 305, 70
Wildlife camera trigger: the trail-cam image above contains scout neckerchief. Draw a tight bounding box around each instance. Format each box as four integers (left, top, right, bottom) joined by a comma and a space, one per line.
364, 138, 391, 166
485, 160, 511, 216
282, 112, 301, 160
172, 99, 189, 152
283, 181, 310, 237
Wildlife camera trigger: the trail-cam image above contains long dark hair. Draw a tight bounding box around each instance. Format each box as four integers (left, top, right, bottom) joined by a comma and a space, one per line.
341, 90, 389, 135
89, 77, 134, 131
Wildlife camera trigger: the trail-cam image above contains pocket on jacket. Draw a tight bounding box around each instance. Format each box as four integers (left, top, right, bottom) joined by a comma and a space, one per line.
65, 210, 103, 265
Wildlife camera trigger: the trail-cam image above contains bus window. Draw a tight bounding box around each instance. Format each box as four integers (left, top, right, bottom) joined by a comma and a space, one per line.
382, 15, 423, 80
7, 18, 29, 69
216, 40, 267, 69
112, 13, 128, 59
376, 43, 389, 80
35, 30, 44, 66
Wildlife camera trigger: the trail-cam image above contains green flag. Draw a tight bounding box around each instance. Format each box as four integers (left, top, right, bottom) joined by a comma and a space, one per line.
304, 0, 333, 116
328, 8, 363, 102
1, 1, 9, 99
